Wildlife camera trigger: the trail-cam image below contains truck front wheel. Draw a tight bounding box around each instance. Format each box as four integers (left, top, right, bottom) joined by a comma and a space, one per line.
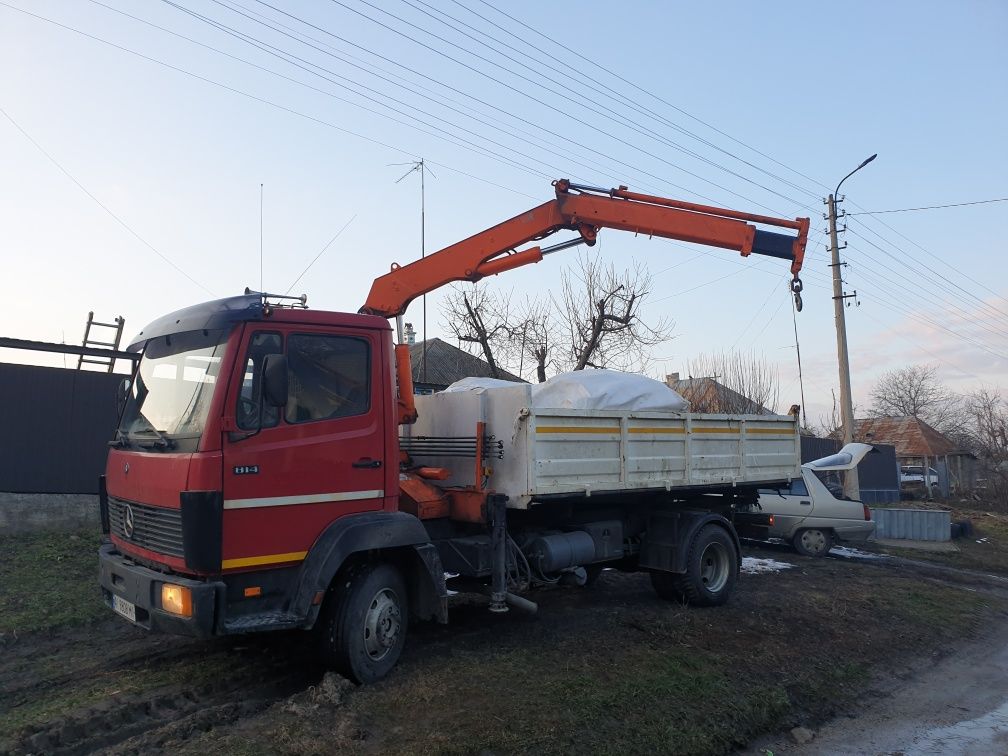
650, 524, 738, 607
315, 562, 408, 684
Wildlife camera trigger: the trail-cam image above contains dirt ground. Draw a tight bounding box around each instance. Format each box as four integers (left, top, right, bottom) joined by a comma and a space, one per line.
751, 627, 1008, 755
3, 530, 1008, 755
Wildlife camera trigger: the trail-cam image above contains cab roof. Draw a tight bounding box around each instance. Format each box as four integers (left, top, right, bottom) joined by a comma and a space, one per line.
128, 294, 390, 350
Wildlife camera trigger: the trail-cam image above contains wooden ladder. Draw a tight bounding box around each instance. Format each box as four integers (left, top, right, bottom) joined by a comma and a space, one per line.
77, 312, 125, 373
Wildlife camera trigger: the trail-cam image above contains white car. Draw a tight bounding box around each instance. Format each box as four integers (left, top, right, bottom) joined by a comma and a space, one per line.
757, 443, 877, 557
900, 465, 939, 487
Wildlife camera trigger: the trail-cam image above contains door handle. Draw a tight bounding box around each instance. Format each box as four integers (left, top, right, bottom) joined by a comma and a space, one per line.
352, 458, 382, 469
800, 500, 811, 506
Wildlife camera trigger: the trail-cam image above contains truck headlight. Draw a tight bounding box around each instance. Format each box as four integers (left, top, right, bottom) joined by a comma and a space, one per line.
161, 584, 193, 617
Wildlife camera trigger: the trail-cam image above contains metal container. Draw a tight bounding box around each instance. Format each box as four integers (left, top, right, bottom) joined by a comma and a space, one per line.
873, 508, 951, 542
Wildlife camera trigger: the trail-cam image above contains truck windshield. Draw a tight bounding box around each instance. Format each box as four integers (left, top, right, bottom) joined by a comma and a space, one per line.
117, 329, 228, 452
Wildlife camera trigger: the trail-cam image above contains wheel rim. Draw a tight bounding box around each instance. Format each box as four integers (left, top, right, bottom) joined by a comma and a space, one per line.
362, 588, 402, 661
699, 542, 730, 593
800, 529, 828, 555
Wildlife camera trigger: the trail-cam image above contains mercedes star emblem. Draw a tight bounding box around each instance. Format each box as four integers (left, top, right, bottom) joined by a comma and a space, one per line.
123, 504, 135, 539
124, 462, 130, 474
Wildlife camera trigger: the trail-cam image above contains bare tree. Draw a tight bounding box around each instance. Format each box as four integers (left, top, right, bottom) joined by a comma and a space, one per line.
676, 351, 780, 415
817, 388, 861, 438
869, 363, 962, 432
440, 284, 512, 378
511, 297, 556, 383
556, 254, 674, 374
963, 388, 1008, 506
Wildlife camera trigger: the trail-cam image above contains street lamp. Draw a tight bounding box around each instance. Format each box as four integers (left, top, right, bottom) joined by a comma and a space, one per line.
828, 153, 876, 500
833, 153, 877, 219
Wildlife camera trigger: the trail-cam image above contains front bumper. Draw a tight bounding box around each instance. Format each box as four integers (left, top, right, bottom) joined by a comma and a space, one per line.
99, 542, 224, 637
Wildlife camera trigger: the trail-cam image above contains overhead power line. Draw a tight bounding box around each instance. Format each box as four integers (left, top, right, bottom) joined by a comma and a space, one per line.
847, 197, 1008, 215
445, 0, 822, 201
317, 0, 801, 217
0, 104, 213, 296
8, 0, 1000, 374
4, 1, 546, 201
395, 0, 814, 208
464, 0, 1004, 315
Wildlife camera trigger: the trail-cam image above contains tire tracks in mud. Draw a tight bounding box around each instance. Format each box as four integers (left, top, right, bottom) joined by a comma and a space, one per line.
1, 625, 324, 756
13, 669, 313, 755
827, 548, 1008, 601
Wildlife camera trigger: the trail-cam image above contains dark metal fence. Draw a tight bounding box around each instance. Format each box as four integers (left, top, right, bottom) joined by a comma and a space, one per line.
800, 435, 900, 505
0, 363, 120, 494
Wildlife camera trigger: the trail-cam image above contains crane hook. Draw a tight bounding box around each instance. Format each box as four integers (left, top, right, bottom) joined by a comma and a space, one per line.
791, 277, 804, 312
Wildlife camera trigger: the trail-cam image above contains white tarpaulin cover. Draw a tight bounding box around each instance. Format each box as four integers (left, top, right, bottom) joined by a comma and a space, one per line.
442, 369, 690, 413
441, 377, 520, 393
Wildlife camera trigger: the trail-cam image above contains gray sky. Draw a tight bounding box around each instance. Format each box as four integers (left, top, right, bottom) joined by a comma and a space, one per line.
2, 0, 1005, 425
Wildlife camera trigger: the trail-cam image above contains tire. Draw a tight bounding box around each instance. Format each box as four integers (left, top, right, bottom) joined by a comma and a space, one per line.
583, 564, 605, 587
793, 528, 834, 557
315, 562, 408, 684
651, 524, 738, 607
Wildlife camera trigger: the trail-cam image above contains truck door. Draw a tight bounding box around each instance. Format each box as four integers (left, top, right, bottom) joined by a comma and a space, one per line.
221, 326, 387, 572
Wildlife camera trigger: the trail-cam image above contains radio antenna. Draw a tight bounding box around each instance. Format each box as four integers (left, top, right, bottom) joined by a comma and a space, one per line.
259, 182, 264, 291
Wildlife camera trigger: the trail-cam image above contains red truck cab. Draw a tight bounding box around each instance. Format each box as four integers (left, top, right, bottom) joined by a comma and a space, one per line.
99, 294, 446, 675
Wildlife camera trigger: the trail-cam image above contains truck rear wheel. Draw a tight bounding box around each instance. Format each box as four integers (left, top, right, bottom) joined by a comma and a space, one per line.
315, 562, 408, 684
651, 524, 737, 607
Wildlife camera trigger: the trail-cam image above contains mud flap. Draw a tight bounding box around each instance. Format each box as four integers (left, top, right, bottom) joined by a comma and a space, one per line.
639, 510, 740, 574
405, 543, 449, 624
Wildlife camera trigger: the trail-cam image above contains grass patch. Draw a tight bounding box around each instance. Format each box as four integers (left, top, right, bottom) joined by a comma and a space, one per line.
887, 585, 987, 632
0, 529, 105, 635
257, 642, 794, 755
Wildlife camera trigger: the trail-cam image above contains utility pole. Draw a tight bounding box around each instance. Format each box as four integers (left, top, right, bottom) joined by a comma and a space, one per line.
827, 153, 876, 500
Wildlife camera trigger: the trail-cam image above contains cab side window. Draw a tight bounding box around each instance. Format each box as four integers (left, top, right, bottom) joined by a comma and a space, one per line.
286, 334, 370, 424
236, 332, 282, 430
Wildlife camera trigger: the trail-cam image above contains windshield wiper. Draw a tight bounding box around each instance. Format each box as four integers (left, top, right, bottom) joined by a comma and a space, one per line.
108, 429, 129, 448
130, 428, 175, 449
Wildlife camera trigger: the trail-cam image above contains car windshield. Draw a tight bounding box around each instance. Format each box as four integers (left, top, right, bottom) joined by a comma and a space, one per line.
117, 329, 228, 451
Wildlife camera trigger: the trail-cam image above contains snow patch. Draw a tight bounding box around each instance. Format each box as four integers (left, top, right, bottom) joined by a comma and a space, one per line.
830, 545, 891, 560
741, 556, 794, 574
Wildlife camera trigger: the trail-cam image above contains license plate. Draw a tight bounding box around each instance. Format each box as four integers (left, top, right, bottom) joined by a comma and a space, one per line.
112, 594, 137, 623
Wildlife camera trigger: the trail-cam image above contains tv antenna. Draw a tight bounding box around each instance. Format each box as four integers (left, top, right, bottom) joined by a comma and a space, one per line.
392, 158, 436, 384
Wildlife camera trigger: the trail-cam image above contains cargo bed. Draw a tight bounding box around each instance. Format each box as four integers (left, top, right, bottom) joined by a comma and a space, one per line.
409, 384, 801, 508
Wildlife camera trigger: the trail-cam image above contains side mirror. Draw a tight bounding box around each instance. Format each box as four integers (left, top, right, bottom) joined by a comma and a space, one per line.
116, 377, 132, 416
262, 354, 288, 408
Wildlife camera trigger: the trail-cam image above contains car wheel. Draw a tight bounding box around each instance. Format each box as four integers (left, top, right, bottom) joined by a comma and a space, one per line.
793, 528, 834, 557
315, 562, 408, 684
651, 524, 738, 607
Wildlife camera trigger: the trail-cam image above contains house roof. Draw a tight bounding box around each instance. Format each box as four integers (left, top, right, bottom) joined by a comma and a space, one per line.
409, 338, 524, 388
665, 374, 771, 414
853, 416, 958, 458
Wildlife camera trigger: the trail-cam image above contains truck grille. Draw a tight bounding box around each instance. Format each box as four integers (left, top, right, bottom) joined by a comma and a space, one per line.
108, 497, 184, 558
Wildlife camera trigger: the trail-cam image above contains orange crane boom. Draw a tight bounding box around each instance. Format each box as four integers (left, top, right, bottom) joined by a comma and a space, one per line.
360, 179, 810, 425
